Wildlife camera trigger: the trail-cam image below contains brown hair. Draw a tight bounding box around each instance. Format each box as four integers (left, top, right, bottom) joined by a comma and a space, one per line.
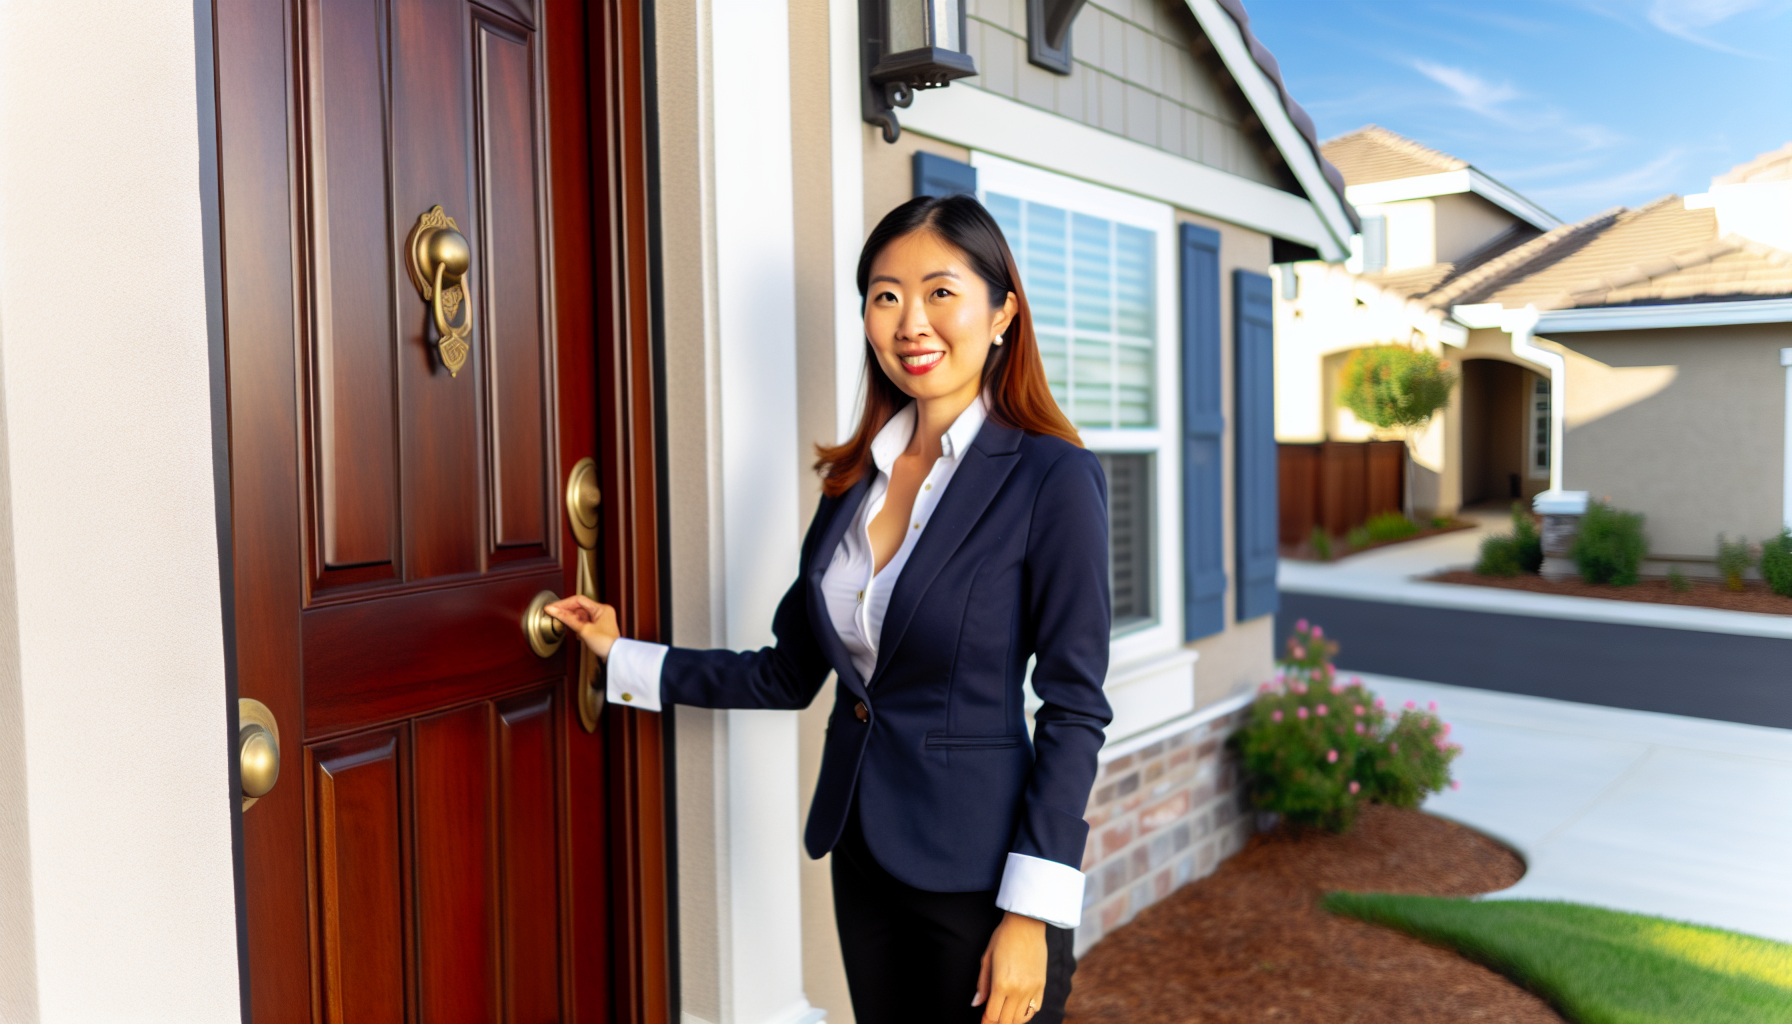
814, 194, 1081, 497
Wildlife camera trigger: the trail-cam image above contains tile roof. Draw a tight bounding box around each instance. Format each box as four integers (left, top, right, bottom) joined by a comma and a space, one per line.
1359, 223, 1541, 302
1319, 126, 1468, 186
1715, 142, 1792, 185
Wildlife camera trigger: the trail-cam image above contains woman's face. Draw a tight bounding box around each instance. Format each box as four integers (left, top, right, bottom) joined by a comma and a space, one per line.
864, 229, 1017, 406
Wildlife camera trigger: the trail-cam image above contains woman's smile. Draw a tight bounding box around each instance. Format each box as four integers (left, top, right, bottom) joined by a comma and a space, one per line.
898, 350, 944, 374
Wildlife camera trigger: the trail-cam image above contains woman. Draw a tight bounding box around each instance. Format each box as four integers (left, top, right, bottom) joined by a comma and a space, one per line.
546, 194, 1111, 1024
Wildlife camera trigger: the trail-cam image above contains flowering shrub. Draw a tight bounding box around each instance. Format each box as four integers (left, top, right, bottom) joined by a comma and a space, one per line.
1236, 620, 1460, 832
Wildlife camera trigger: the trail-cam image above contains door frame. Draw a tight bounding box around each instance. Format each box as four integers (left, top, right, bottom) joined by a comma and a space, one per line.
198, 0, 672, 1019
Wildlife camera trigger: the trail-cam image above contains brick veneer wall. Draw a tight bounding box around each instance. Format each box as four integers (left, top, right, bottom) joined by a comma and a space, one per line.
1075, 703, 1254, 954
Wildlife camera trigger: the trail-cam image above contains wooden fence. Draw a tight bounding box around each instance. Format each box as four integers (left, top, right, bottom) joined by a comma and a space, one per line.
1278, 441, 1406, 546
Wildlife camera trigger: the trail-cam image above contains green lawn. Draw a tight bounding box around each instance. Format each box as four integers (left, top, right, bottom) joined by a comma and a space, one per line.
1323, 893, 1792, 1024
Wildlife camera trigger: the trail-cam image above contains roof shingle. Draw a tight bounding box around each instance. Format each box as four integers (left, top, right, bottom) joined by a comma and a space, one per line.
1319, 126, 1467, 186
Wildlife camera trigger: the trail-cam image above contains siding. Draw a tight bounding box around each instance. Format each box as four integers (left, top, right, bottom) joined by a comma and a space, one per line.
963, 0, 1296, 190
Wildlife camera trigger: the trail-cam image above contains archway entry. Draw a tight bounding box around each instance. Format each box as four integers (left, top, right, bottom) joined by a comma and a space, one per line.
1459, 358, 1550, 508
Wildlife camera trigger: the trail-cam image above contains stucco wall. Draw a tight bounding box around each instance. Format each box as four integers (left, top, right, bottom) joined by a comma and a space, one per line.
1554, 323, 1791, 558
1433, 191, 1522, 265
0, 2, 240, 1020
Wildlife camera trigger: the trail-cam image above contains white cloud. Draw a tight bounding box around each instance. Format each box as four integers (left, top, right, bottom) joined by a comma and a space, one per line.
1524, 149, 1687, 209
1410, 60, 1520, 121
1646, 0, 1767, 54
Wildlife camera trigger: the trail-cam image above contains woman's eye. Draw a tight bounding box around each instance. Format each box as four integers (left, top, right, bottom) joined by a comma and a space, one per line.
932, 287, 953, 299
875, 290, 897, 303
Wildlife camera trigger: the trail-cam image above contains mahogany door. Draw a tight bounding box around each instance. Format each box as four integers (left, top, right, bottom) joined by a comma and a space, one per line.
213, 1, 667, 1021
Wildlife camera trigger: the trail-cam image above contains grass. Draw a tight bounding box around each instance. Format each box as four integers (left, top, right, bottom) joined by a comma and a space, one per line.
1323, 894, 1792, 1024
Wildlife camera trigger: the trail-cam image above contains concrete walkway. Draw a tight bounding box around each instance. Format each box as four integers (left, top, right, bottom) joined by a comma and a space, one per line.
1361, 673, 1792, 944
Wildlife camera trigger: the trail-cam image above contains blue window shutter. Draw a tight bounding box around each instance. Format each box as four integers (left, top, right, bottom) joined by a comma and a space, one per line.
1181, 224, 1226, 641
1234, 268, 1279, 622
913, 152, 977, 198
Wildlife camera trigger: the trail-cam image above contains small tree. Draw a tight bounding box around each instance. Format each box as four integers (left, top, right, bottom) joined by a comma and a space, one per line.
1338, 345, 1458, 516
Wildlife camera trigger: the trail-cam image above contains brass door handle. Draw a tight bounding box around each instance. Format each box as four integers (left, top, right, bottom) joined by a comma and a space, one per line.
239, 698, 280, 811
406, 205, 473, 378
566, 458, 604, 730
524, 590, 566, 658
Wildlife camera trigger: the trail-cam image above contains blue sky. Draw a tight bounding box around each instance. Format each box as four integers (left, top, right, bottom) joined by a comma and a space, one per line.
1242, 0, 1792, 222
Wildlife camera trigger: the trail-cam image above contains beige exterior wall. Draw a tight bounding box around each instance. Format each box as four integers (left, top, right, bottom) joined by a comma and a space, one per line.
1433, 191, 1522, 264
964, 0, 1292, 188
1553, 322, 1791, 559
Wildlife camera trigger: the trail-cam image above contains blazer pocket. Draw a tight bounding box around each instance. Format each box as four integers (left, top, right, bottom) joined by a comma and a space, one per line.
924, 732, 1025, 750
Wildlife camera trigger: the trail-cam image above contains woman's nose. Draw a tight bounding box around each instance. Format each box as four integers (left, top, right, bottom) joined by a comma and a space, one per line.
897, 304, 930, 340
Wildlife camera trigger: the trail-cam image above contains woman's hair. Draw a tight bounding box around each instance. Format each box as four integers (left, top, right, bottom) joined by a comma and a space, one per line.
814, 193, 1081, 497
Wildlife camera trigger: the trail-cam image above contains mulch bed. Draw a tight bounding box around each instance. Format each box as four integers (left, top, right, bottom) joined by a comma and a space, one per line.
1428, 569, 1792, 616
1280, 520, 1479, 562
1065, 805, 1563, 1024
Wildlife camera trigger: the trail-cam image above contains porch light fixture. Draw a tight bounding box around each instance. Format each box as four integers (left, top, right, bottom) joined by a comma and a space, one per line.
860, 0, 976, 143
1026, 0, 1088, 75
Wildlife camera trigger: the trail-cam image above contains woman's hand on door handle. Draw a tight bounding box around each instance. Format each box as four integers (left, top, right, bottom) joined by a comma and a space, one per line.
543, 595, 621, 660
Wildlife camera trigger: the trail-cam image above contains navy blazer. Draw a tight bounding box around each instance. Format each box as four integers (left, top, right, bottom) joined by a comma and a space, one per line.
658, 421, 1113, 892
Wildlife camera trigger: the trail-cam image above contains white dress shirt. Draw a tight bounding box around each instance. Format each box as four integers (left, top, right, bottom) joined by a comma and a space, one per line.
604, 396, 1086, 929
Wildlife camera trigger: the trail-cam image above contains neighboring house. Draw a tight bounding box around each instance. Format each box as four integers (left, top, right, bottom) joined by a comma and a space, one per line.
1274, 126, 1563, 517
1278, 128, 1792, 560
0, 3, 1350, 1024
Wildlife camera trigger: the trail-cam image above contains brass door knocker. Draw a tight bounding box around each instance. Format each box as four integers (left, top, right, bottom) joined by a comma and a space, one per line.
406, 205, 473, 377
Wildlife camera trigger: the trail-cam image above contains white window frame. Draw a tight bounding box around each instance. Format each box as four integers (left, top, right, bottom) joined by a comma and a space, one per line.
974, 153, 1184, 671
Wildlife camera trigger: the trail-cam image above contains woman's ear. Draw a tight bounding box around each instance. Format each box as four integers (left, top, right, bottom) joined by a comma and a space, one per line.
992, 290, 1018, 343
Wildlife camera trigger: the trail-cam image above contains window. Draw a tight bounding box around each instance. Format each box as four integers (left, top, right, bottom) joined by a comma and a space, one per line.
1361, 214, 1387, 273
1531, 376, 1551, 479
976, 154, 1179, 656
1096, 452, 1153, 629
983, 196, 1156, 428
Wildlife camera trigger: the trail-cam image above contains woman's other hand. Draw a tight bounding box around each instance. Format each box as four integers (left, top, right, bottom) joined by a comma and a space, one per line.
973, 911, 1047, 1023
543, 595, 622, 660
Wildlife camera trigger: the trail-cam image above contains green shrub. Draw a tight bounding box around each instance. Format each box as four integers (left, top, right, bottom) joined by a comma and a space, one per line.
1668, 566, 1692, 593
1364, 512, 1420, 543
1475, 535, 1521, 576
1346, 525, 1372, 550
1572, 502, 1647, 586
1338, 346, 1458, 430
1429, 515, 1450, 529
1236, 620, 1459, 832
1716, 534, 1755, 592
1310, 526, 1333, 561
1762, 530, 1792, 597
1510, 504, 1544, 574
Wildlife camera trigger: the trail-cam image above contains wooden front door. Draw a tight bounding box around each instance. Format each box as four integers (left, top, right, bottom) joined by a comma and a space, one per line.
213, 2, 667, 1021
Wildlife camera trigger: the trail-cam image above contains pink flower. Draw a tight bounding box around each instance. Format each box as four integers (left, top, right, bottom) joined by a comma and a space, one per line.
1271, 710, 1283, 723
1327, 749, 1339, 763
1354, 705, 1365, 716
1292, 645, 1306, 660
1259, 682, 1272, 694
1297, 707, 1309, 720
1404, 700, 1417, 710
1317, 704, 1329, 716
1443, 723, 1452, 736
1312, 625, 1324, 639
1390, 742, 1398, 753
1450, 780, 1461, 790
1351, 676, 1362, 685
1354, 722, 1366, 735
1296, 619, 1309, 632
1428, 700, 1438, 712
1374, 698, 1385, 710
1330, 683, 1344, 695
1292, 682, 1307, 695
1348, 781, 1360, 795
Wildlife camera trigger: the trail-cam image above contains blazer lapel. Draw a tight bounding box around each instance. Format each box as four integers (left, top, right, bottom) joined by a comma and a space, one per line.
807, 475, 871, 697
869, 423, 1024, 685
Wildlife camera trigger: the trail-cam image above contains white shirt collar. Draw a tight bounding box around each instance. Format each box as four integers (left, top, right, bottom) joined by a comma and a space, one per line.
869, 395, 989, 475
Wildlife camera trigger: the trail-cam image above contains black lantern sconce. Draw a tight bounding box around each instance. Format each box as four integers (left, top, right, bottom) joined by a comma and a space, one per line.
859, 0, 977, 143
1026, 0, 1089, 75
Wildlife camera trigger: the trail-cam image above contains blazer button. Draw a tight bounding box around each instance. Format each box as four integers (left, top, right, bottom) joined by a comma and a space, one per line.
854, 701, 869, 722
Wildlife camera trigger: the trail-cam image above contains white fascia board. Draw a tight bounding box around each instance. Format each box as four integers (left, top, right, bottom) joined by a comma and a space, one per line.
1534, 298, 1792, 332
902, 84, 1344, 259
1180, 0, 1358, 257
1348, 170, 1561, 231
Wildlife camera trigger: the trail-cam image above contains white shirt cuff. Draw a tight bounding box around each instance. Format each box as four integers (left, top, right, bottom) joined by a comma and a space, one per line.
605, 638, 667, 712
994, 852, 1085, 930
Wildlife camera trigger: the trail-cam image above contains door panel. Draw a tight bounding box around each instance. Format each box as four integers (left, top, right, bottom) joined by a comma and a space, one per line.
220, 1, 667, 1021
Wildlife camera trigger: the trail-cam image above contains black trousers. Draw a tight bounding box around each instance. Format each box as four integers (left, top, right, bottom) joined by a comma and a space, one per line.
830, 801, 1076, 1024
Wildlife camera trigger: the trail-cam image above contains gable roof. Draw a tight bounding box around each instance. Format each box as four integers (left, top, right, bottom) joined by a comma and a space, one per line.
1388, 196, 1792, 314
1191, 0, 1361, 250
1715, 142, 1792, 185
1321, 126, 1467, 186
